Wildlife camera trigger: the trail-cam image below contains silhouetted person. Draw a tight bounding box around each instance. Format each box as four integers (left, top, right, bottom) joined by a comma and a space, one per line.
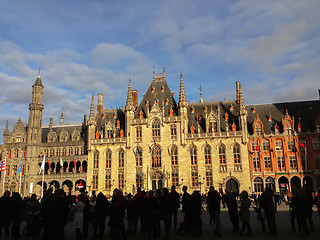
93, 192, 109, 239
53, 189, 68, 240
190, 191, 203, 237
224, 189, 239, 233
177, 186, 191, 234
11, 192, 23, 240
168, 185, 180, 230
159, 188, 171, 240
0, 191, 12, 240
207, 186, 221, 236
239, 190, 252, 236
260, 187, 277, 236
73, 194, 85, 240
40, 188, 55, 240
131, 187, 147, 234
289, 190, 298, 232
110, 189, 127, 240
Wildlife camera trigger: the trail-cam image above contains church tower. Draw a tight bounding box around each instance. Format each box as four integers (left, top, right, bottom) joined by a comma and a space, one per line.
125, 76, 135, 148
26, 71, 44, 182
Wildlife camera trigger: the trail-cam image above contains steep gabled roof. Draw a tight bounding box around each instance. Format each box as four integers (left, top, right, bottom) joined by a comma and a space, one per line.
246, 100, 320, 134
135, 73, 178, 118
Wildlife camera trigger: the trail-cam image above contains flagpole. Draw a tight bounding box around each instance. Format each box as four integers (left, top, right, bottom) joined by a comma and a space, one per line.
41, 167, 44, 198
19, 172, 22, 194
2, 170, 5, 195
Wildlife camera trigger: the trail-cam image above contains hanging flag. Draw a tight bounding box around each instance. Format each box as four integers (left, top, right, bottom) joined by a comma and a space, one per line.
16, 154, 23, 174
0, 158, 6, 171
48, 159, 51, 169
300, 143, 306, 148
137, 146, 141, 154
60, 158, 63, 166
256, 146, 260, 151
74, 158, 77, 168
39, 155, 46, 174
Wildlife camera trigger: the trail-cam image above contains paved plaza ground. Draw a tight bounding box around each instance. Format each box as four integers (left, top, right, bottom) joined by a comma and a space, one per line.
57, 205, 320, 240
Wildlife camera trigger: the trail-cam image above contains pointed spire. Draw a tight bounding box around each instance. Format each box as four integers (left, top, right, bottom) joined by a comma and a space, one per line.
200, 83, 203, 103
34, 68, 43, 86
179, 72, 187, 107
89, 95, 95, 122
60, 112, 64, 125
236, 81, 244, 109
126, 76, 134, 111
4, 120, 9, 136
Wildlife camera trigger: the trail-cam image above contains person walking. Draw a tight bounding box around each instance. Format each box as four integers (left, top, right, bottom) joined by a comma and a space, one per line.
239, 190, 252, 236
224, 189, 239, 233
0, 191, 12, 240
207, 186, 222, 237
73, 194, 85, 240
260, 187, 277, 236
168, 185, 180, 230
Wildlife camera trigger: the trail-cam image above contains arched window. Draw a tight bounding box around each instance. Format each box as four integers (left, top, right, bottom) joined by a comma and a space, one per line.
75, 147, 79, 155
152, 119, 161, 141
171, 145, 178, 165
190, 145, 197, 165
254, 177, 264, 192
265, 177, 275, 191
106, 149, 112, 169
219, 144, 226, 165
56, 148, 61, 157
233, 144, 241, 164
69, 147, 73, 156
204, 145, 211, 165
118, 149, 124, 168
152, 145, 161, 168
136, 147, 142, 167
93, 151, 99, 169
62, 147, 67, 156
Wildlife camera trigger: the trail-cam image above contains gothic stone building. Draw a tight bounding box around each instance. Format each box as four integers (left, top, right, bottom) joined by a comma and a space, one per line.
86, 71, 252, 196
1, 71, 319, 197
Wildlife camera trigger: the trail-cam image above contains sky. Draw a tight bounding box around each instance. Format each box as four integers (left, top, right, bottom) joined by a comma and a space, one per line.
0, 0, 319, 144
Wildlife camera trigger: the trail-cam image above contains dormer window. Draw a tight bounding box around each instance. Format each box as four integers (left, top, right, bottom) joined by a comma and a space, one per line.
165, 98, 169, 105
208, 121, 217, 132
284, 123, 293, 135
191, 107, 195, 113
255, 124, 262, 136
151, 87, 155, 93
161, 86, 165, 92
230, 104, 233, 111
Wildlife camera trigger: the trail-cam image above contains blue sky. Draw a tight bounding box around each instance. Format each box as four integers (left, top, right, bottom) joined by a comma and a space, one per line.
0, 0, 319, 144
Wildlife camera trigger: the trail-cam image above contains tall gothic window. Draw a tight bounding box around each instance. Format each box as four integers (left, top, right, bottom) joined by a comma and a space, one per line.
152, 119, 161, 141
152, 145, 161, 168
277, 156, 285, 172
204, 145, 211, 165
191, 170, 198, 187
219, 144, 226, 165
170, 145, 178, 165
208, 121, 217, 132
289, 155, 297, 171
136, 126, 142, 142
172, 171, 179, 187
135, 147, 142, 167
255, 124, 262, 136
233, 144, 241, 164
106, 149, 112, 168
118, 149, 124, 168
93, 151, 99, 169
190, 145, 197, 165
253, 156, 261, 172
105, 174, 111, 190
170, 124, 177, 140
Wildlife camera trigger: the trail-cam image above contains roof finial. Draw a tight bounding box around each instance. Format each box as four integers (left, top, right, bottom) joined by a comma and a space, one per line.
163, 64, 165, 74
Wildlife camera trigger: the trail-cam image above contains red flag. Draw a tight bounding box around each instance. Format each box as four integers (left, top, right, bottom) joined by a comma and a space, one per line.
300, 143, 306, 148
256, 146, 260, 151
48, 160, 51, 169
74, 158, 76, 167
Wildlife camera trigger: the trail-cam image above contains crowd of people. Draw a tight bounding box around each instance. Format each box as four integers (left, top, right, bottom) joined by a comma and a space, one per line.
0, 184, 319, 240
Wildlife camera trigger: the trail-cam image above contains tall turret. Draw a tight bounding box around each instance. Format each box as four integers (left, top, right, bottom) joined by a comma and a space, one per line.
178, 72, 188, 145
125, 77, 134, 148
236, 81, 248, 143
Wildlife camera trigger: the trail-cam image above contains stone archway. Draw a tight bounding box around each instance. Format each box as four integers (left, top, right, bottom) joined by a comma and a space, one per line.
62, 180, 73, 195
265, 177, 275, 192
278, 176, 289, 193
150, 171, 163, 190
49, 180, 60, 192
303, 176, 313, 192
226, 178, 239, 193
291, 176, 301, 191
